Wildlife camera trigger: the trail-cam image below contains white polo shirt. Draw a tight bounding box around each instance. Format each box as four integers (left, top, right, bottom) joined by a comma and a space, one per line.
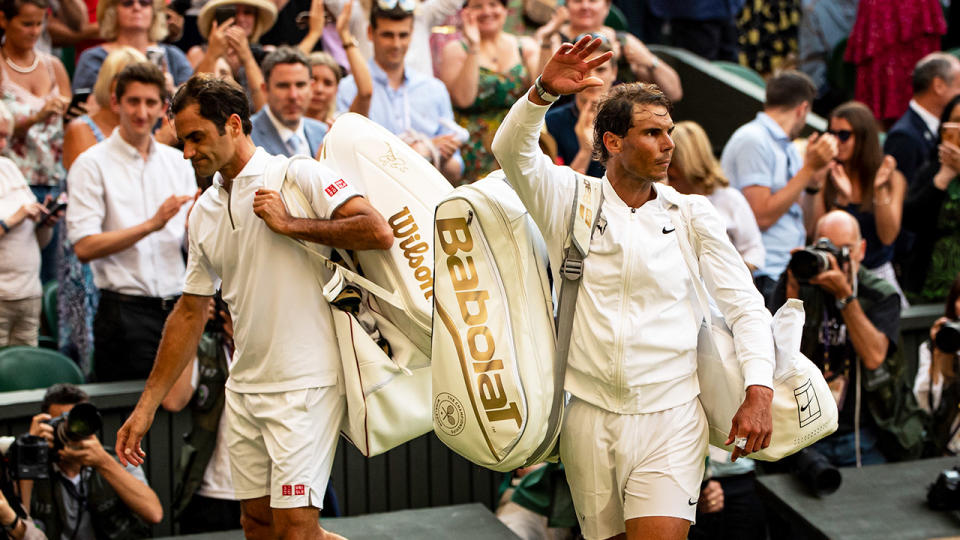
183, 148, 360, 393
66, 129, 197, 297
0, 157, 41, 301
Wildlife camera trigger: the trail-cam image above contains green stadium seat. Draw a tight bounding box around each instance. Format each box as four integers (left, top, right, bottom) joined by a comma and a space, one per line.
37, 335, 58, 350
947, 47, 960, 61
605, 4, 628, 32
713, 60, 766, 88
0, 346, 84, 392
827, 37, 856, 103
41, 280, 57, 341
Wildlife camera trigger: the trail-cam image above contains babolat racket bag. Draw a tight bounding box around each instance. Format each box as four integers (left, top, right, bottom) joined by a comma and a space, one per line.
431, 171, 558, 471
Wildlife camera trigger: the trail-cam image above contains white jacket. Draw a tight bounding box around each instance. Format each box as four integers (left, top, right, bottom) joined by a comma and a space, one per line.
492, 94, 775, 414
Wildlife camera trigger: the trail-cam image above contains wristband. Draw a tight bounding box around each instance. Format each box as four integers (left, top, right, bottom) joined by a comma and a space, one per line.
534, 76, 560, 103
0, 219, 9, 233
343, 37, 359, 49
804, 186, 821, 194
1, 515, 20, 534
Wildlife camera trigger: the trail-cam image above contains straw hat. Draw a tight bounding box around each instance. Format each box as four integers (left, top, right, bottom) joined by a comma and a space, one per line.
198, 0, 277, 43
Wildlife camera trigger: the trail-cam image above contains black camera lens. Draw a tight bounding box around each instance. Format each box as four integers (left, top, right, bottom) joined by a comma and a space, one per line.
793, 447, 842, 496
60, 402, 102, 443
935, 321, 960, 355
789, 249, 830, 283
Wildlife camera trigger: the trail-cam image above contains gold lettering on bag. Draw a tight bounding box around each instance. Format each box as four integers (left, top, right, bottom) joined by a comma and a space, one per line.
436, 217, 523, 438
388, 207, 433, 301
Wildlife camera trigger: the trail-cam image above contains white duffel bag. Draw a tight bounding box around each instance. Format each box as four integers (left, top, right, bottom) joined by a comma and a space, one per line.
668, 199, 838, 461
264, 153, 432, 458
431, 172, 562, 472
317, 113, 454, 356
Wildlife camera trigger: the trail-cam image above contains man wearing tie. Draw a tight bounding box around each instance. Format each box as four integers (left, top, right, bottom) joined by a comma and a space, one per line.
250, 47, 328, 157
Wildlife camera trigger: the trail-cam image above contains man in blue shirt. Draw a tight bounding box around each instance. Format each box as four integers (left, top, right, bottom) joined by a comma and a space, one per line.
721, 70, 838, 305
336, 4, 463, 183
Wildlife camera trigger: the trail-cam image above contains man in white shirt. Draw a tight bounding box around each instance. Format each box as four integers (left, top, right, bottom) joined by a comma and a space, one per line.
115, 74, 393, 540
66, 62, 198, 382
491, 37, 775, 540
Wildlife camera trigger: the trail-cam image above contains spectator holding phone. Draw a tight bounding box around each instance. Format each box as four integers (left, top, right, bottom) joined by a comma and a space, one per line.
0, 0, 72, 284
914, 272, 960, 456
190, 0, 276, 110
902, 94, 960, 303
72, 0, 193, 93
0, 102, 63, 348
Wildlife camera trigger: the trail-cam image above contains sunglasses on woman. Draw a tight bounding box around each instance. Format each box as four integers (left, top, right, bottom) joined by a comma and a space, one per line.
827, 129, 852, 142
120, 0, 152, 8
376, 0, 416, 12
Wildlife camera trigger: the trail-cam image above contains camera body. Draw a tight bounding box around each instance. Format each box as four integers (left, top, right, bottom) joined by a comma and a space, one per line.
935, 320, 960, 355
788, 237, 851, 284
3, 403, 102, 480
928, 467, 960, 510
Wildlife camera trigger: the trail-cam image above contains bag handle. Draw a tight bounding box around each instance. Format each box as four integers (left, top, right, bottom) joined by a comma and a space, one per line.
264, 156, 405, 310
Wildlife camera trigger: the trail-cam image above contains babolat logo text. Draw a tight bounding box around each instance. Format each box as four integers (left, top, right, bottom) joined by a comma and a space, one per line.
388, 207, 433, 301
436, 217, 523, 432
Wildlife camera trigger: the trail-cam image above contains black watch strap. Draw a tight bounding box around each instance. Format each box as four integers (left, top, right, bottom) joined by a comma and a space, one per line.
1, 515, 20, 533
835, 294, 856, 310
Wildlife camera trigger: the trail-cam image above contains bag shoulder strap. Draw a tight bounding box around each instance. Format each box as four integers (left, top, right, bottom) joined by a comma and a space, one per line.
666, 197, 712, 323
263, 156, 404, 309
555, 173, 603, 362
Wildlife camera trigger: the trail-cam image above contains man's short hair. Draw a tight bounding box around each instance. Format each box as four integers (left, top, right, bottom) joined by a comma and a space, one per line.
764, 70, 817, 110
369, 3, 413, 30
593, 83, 672, 164
260, 46, 310, 83
171, 73, 252, 135
114, 62, 169, 102
913, 53, 958, 95
41, 384, 89, 414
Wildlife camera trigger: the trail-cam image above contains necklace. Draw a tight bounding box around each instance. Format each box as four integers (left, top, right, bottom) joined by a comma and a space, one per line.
3, 49, 39, 73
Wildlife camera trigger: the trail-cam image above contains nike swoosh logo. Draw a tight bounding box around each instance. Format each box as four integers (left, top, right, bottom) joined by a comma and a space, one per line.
662, 226, 675, 234
688, 498, 698, 505
801, 403, 809, 411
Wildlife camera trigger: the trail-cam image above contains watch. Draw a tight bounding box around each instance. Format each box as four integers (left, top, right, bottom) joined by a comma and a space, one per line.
0, 219, 8, 233
1, 515, 20, 534
343, 36, 359, 49
534, 76, 560, 104
835, 293, 856, 310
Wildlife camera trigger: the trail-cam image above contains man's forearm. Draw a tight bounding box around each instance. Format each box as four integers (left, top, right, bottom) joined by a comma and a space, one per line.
279, 212, 392, 250
97, 460, 163, 524
73, 220, 157, 262
751, 165, 814, 230
841, 300, 888, 370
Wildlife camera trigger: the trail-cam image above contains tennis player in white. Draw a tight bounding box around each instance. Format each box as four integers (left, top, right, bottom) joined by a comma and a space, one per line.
116, 74, 393, 540
492, 37, 776, 540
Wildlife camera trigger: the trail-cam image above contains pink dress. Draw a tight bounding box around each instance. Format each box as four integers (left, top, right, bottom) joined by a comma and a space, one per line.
0, 52, 66, 188
845, 0, 946, 122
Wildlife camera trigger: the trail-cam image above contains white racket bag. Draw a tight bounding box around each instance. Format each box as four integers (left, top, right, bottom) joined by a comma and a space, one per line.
431, 171, 601, 471
318, 113, 454, 356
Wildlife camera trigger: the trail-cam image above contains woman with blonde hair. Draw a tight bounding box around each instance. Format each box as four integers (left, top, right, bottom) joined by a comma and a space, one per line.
668, 120, 765, 272
71, 0, 192, 92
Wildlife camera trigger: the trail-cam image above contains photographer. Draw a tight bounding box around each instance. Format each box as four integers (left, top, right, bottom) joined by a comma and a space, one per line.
914, 272, 960, 456
772, 209, 918, 466
20, 385, 162, 539
161, 296, 240, 533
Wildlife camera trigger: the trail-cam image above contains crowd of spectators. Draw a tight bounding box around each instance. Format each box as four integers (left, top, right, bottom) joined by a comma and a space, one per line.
2, 0, 960, 537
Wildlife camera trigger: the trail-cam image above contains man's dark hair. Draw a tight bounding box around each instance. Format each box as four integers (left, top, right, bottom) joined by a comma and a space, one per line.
369, 4, 413, 30
171, 73, 252, 135
764, 70, 817, 110
260, 46, 310, 83
114, 61, 169, 102
41, 384, 89, 414
593, 83, 672, 164
913, 53, 957, 95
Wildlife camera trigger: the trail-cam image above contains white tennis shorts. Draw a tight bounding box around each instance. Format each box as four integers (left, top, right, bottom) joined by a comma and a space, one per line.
559, 396, 708, 539
224, 385, 345, 509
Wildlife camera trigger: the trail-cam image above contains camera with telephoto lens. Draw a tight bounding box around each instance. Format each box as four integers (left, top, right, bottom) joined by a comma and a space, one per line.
4, 403, 102, 480
928, 466, 960, 510
788, 238, 851, 284
935, 320, 960, 355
